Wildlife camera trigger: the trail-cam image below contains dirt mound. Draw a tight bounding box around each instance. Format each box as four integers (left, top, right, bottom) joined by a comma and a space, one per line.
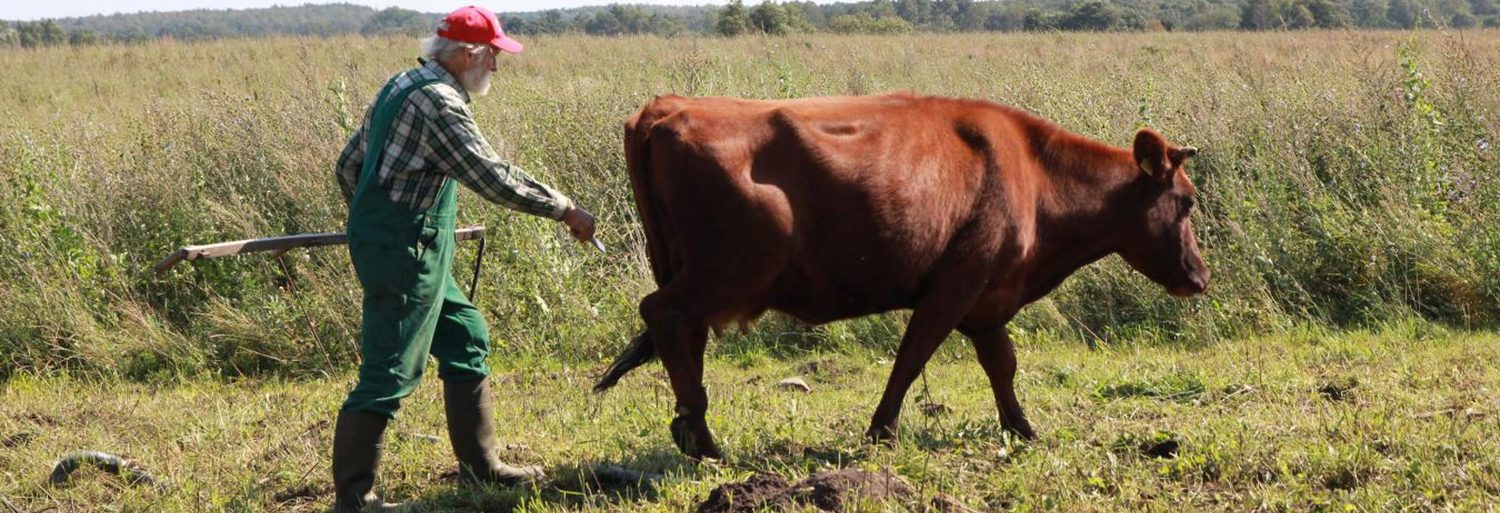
696, 473, 795, 513
696, 469, 919, 513
800, 468, 915, 511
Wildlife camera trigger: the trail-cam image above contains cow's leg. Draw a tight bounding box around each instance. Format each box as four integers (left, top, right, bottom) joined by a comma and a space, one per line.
866, 294, 979, 443
959, 323, 1035, 439
639, 292, 721, 459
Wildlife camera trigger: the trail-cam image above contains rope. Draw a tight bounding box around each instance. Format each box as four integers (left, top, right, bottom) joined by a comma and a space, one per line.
468, 235, 487, 303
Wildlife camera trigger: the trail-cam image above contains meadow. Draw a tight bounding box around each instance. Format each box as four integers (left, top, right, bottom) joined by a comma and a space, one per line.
0, 30, 1497, 511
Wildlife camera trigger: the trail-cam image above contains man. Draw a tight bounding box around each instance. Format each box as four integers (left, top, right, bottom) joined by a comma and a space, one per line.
331, 5, 595, 511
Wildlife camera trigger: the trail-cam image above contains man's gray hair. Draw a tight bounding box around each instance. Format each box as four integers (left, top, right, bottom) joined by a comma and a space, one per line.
421, 35, 489, 63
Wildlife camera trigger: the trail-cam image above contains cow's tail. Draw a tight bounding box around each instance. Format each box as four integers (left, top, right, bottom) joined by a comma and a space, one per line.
594, 101, 673, 393
592, 332, 654, 393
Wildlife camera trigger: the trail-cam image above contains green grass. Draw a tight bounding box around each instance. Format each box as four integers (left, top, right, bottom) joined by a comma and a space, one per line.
2, 327, 1496, 511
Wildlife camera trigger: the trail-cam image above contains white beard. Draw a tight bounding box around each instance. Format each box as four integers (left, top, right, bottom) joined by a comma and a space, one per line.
461, 65, 493, 97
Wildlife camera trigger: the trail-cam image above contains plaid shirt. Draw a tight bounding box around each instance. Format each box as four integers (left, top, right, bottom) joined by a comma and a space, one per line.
336, 59, 572, 219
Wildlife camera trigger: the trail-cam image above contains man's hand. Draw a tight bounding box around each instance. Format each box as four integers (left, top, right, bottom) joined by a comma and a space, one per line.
561, 206, 597, 244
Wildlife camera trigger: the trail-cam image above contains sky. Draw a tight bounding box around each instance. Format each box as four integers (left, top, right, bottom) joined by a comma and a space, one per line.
0, 1, 745, 21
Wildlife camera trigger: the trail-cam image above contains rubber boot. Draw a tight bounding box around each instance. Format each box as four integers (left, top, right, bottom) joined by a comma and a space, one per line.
443, 377, 545, 485
331, 409, 401, 512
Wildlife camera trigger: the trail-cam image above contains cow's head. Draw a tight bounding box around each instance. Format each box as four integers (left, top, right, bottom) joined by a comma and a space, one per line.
1116, 129, 1209, 297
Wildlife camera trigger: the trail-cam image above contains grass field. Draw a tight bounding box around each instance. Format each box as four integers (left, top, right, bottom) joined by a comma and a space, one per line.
1, 29, 1498, 511
3, 326, 1497, 511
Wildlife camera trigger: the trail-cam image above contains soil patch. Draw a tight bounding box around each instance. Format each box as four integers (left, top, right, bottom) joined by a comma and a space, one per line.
696, 473, 794, 513
696, 469, 928, 513
800, 469, 914, 511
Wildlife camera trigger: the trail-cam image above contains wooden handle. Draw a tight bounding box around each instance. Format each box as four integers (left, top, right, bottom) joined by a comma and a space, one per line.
153, 225, 486, 273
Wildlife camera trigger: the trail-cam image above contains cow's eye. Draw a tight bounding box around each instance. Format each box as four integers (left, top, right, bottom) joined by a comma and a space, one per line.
1180, 197, 1196, 212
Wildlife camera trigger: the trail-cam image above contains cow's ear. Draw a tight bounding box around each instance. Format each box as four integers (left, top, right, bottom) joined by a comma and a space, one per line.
1133, 129, 1172, 181
1169, 146, 1198, 171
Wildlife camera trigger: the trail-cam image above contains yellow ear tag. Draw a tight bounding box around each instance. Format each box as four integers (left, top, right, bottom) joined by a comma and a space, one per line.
1139, 159, 1153, 176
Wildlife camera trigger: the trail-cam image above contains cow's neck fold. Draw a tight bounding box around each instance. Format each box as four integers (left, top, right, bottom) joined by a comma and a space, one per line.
1020, 128, 1138, 302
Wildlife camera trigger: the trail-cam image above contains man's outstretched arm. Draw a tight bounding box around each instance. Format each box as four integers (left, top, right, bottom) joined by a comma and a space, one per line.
421, 87, 573, 220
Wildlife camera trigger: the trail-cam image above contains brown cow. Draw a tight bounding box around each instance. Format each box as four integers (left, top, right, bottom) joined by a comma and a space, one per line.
594, 93, 1208, 459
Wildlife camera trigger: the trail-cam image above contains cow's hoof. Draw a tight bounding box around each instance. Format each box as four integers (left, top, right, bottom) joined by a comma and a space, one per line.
1003, 422, 1037, 441
670, 415, 722, 460
865, 423, 899, 446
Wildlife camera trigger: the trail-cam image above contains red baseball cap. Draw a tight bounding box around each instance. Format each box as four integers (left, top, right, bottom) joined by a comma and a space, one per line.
437, 5, 523, 54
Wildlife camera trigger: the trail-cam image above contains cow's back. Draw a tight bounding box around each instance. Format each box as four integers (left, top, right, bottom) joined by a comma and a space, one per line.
626, 94, 1033, 326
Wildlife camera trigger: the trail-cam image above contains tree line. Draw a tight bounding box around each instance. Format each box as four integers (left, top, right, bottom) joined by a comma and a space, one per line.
3, 0, 1496, 48
511, 0, 1497, 34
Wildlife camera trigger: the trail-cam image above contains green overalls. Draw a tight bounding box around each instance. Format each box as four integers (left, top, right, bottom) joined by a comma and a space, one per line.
342, 76, 491, 418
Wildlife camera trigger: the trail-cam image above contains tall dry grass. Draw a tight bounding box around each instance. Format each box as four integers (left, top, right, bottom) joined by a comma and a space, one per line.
0, 31, 1496, 380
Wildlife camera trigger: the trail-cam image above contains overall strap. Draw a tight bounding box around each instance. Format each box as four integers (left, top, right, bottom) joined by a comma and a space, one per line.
350, 76, 444, 207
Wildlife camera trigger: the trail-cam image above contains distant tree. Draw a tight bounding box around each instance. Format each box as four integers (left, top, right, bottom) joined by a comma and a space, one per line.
360, 7, 430, 36
984, 3, 1029, 31
750, 1, 795, 34
717, 0, 754, 35
1126, 11, 1155, 30
16, 20, 66, 48
1387, 0, 1418, 27
896, 0, 932, 25
1282, 1, 1318, 27
1148, 4, 1179, 29
530, 10, 568, 34
20, 0, 1491, 40
1307, 0, 1355, 27
924, 0, 967, 30
68, 29, 101, 46
1351, 0, 1391, 26
1484, 14, 1500, 25
1450, 10, 1479, 24
827, 13, 914, 33
955, 1, 993, 29
1063, 0, 1123, 30
784, 4, 815, 32
613, 5, 652, 33
861, 0, 900, 18
577, 5, 664, 35
646, 13, 689, 35
504, 13, 543, 35
46, 21, 69, 44
1187, 5, 1242, 29
45, 4, 370, 42
0, 24, 17, 47
1432, 0, 1474, 18
786, 1, 827, 28
1241, 0, 1278, 28
1024, 8, 1063, 30
584, 10, 623, 34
